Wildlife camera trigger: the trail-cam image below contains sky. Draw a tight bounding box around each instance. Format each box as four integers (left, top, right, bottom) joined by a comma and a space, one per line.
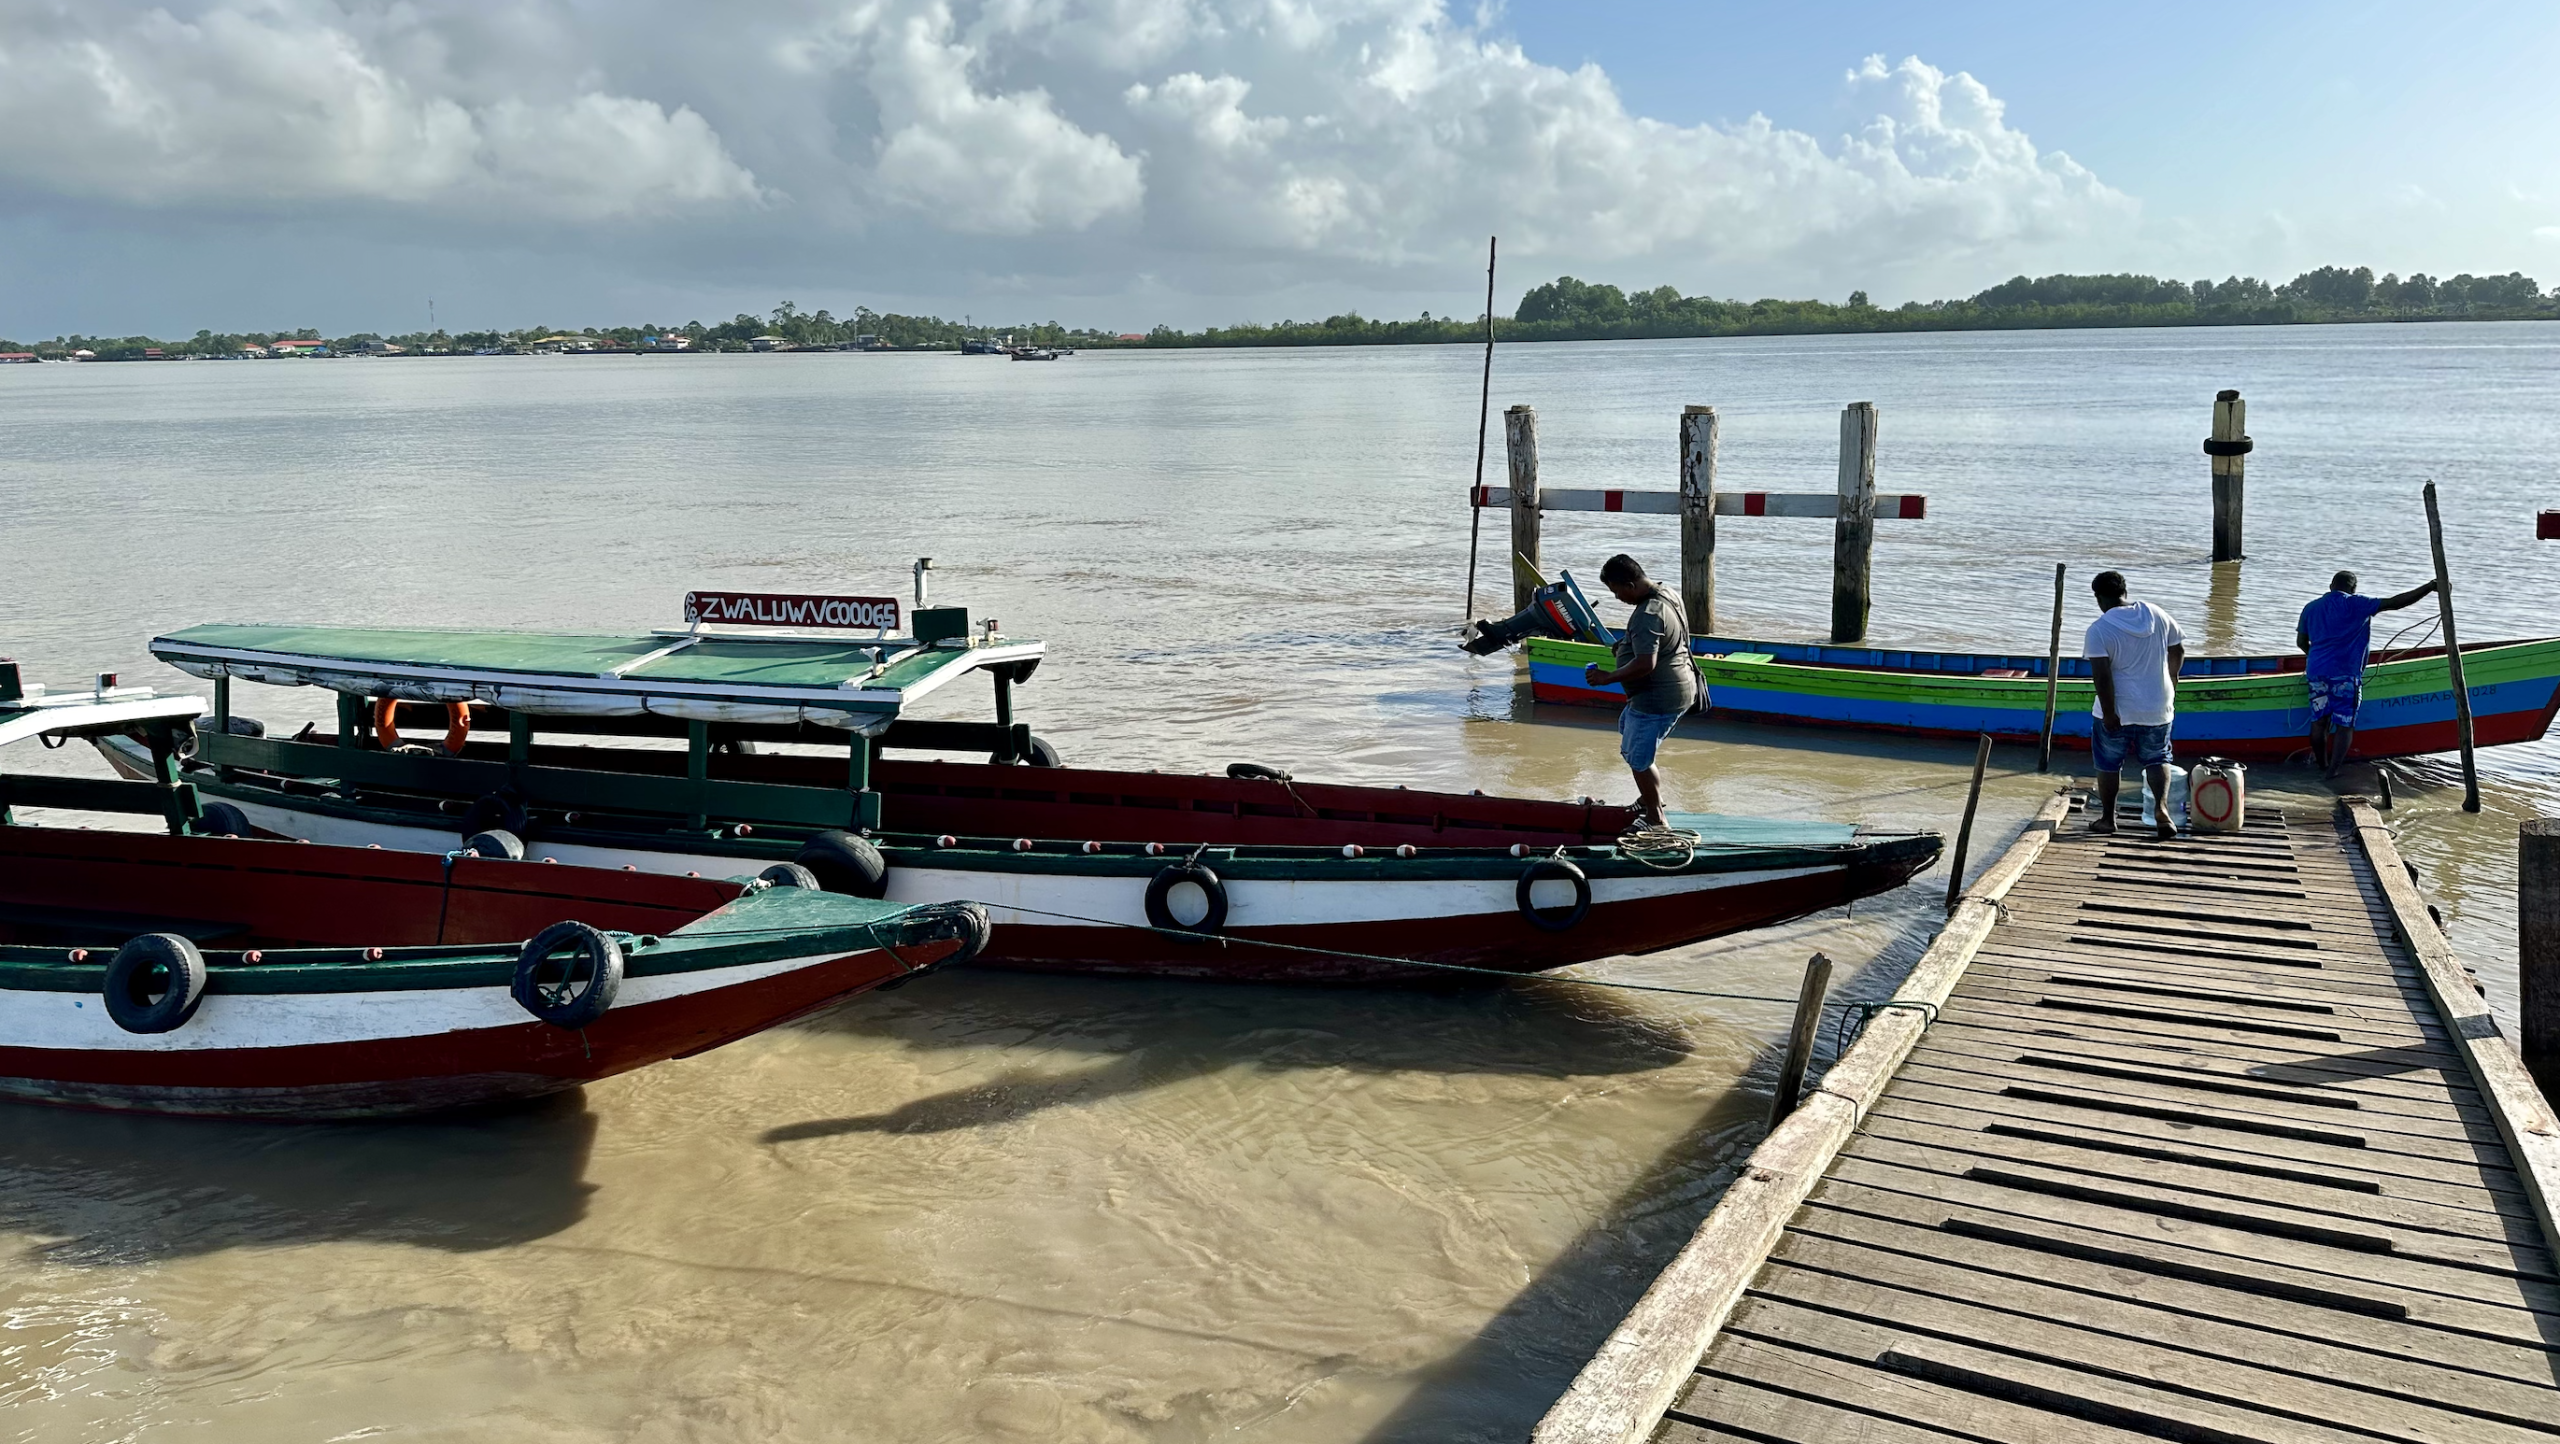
2, 0, 2556, 338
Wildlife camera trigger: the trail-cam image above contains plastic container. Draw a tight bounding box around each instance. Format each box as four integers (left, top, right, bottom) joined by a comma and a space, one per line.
2187, 757, 2247, 833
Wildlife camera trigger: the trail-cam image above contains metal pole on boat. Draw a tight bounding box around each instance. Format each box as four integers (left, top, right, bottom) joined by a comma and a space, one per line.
2422, 481, 2480, 812
1463, 236, 1497, 621
1770, 953, 1834, 1127
2038, 564, 2066, 772
1945, 734, 1993, 914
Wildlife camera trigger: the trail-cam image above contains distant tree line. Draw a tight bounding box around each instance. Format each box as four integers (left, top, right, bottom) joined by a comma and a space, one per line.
6, 265, 2553, 359
1139, 264, 2557, 347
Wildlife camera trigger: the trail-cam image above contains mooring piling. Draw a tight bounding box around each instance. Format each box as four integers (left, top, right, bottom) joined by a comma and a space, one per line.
2037, 563, 2065, 772
2207, 388, 2250, 561
2422, 480, 2481, 811
1944, 733, 1993, 913
2524, 819, 2560, 1101
1768, 952, 1832, 1127
1679, 405, 1718, 634
1504, 404, 1541, 610
1830, 402, 1879, 643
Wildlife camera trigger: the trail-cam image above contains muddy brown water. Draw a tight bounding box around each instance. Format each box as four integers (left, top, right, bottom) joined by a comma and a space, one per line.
4, 326, 2556, 1440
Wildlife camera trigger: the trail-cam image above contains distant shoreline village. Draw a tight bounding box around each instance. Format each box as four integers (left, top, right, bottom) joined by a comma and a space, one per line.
5, 264, 2552, 364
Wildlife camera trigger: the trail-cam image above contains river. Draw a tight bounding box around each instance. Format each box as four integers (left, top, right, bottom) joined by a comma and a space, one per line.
4, 323, 2555, 1441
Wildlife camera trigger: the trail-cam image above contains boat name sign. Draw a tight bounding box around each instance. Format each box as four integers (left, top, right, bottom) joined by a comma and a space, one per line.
682, 591, 901, 631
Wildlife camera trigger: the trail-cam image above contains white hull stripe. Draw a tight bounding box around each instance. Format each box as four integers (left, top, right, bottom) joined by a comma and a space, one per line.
222, 799, 1837, 928
1, 950, 842, 1053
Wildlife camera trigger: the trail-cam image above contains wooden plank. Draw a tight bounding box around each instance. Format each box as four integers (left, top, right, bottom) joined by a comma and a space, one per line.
1818, 1156, 2560, 1311
1904, 1029, 2497, 1127
1720, 1296, 2396, 1444
1920, 1017, 2492, 1110
1866, 1092, 2536, 1224
1659, 1361, 2017, 1444
1837, 1129, 2556, 1279
1677, 1337, 2163, 1444
1746, 1257, 2560, 1440
1875, 1075, 2530, 1196
1528, 791, 2075, 1444
1781, 1195, 2560, 1386
2346, 799, 2560, 1261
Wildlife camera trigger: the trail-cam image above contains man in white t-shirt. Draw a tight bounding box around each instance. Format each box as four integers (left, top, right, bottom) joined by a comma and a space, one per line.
2082, 570, 2186, 839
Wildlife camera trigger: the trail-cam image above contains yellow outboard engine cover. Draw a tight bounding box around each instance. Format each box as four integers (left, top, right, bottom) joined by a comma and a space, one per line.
2187, 757, 2246, 833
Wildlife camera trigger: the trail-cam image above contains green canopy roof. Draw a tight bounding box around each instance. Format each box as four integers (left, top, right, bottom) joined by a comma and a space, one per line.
153, 623, 1042, 734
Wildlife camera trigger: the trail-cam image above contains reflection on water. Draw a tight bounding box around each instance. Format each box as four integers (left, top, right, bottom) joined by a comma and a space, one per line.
4, 324, 2555, 1439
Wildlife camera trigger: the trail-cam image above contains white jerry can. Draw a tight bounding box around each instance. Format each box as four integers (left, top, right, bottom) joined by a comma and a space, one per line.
2187, 758, 2247, 833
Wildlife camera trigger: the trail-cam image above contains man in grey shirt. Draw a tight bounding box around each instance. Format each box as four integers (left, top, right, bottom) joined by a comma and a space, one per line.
1580, 554, 1701, 824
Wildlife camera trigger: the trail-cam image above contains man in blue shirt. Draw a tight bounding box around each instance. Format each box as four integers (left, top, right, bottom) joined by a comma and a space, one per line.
2297, 570, 2438, 776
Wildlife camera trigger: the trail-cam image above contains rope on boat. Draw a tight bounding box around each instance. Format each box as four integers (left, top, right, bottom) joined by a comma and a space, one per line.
2373, 613, 2442, 667
1615, 820, 1705, 871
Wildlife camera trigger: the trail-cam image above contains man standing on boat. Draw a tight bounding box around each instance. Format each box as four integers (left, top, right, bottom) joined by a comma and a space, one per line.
1579, 555, 1698, 826
2297, 570, 2438, 777
2084, 571, 2185, 839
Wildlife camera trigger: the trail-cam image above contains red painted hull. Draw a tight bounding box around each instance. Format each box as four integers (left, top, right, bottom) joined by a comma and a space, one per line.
0, 945, 918, 1119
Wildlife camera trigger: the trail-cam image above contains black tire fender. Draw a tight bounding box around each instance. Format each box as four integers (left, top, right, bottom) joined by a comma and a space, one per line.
794, 830, 888, 898
461, 789, 529, 841
1225, 762, 1292, 782
1516, 858, 1592, 932
1143, 862, 1228, 941
757, 862, 821, 890
103, 933, 209, 1034
512, 921, 623, 1029
990, 735, 1063, 767
196, 801, 255, 838
464, 829, 525, 860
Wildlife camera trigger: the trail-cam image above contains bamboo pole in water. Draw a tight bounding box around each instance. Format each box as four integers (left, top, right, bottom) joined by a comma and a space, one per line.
2423, 481, 2480, 812
1462, 237, 1497, 621
2038, 564, 2066, 772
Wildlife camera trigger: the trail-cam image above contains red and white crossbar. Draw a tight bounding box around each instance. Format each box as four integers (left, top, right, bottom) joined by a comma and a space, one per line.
1470, 486, 1925, 520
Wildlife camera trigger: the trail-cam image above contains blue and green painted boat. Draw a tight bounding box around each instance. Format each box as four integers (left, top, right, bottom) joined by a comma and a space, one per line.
1525, 633, 2560, 763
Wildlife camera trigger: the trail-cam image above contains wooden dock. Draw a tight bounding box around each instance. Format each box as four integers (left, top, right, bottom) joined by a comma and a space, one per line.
1536, 791, 2560, 1444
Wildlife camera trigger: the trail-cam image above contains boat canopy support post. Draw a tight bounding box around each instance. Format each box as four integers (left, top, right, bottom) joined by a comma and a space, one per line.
685, 719, 711, 831
1830, 402, 1879, 644
846, 736, 881, 831
335, 692, 365, 749
141, 715, 202, 836
2423, 480, 2481, 812
1679, 405, 1718, 634
508, 711, 533, 766
1507, 404, 1541, 611
2208, 389, 2249, 562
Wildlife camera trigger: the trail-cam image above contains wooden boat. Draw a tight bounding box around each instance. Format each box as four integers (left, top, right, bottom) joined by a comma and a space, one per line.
3, 674, 990, 1118
106, 594, 1941, 982
1523, 632, 2560, 763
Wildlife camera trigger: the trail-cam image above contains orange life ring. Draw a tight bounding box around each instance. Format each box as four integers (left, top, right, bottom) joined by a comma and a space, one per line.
373, 697, 472, 754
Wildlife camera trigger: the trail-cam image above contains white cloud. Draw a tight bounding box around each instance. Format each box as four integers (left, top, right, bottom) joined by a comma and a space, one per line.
0, 0, 2134, 310
0, 0, 762, 217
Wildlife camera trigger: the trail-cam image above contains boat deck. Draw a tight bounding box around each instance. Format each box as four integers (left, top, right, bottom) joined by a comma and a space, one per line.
1535, 793, 2560, 1444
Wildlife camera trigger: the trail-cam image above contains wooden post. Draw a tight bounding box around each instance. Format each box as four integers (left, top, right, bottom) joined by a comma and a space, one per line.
2524, 820, 2560, 1101
1769, 952, 1833, 1127
1945, 734, 1993, 913
1830, 402, 1877, 644
2208, 389, 2249, 562
2037, 564, 2066, 773
2423, 481, 2480, 812
1506, 404, 1541, 611
1679, 405, 1718, 634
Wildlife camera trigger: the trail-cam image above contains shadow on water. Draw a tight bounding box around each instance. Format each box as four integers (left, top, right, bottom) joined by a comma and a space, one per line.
0, 1089, 598, 1264
761, 969, 1700, 1144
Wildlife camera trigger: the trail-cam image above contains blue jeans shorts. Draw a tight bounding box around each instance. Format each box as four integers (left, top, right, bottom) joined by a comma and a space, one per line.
2308, 674, 2362, 727
1620, 707, 1684, 771
2091, 719, 2172, 774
